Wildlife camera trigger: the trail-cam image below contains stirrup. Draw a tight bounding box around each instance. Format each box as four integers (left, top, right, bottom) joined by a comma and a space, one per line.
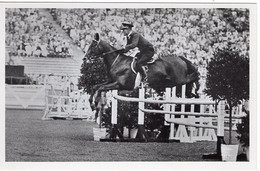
141, 76, 148, 82
147, 59, 155, 64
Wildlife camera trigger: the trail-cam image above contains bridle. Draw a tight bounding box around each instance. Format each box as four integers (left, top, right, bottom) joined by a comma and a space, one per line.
84, 39, 121, 66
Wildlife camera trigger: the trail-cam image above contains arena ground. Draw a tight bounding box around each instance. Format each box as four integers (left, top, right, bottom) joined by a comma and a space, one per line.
6, 109, 244, 162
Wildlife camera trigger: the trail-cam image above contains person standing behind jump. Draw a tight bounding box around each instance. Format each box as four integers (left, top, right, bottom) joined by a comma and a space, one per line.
118, 22, 155, 82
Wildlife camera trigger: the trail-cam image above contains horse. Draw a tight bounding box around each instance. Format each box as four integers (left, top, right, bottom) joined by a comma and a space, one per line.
85, 33, 200, 105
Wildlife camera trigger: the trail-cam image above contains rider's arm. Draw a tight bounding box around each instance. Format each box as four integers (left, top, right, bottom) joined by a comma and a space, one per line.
124, 33, 140, 52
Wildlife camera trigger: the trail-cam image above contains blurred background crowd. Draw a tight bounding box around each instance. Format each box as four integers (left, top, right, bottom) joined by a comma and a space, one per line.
5, 8, 249, 91
6, 8, 73, 58
50, 8, 249, 64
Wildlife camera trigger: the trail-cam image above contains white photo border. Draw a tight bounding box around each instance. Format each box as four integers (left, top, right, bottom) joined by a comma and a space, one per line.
0, 1, 258, 171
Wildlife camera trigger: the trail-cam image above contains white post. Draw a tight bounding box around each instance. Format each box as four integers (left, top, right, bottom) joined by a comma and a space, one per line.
216, 100, 225, 156
138, 87, 145, 125
181, 84, 186, 111
181, 85, 186, 118
179, 84, 189, 142
42, 87, 50, 120
164, 88, 171, 125
169, 87, 176, 140
57, 96, 61, 116
198, 104, 204, 139
189, 103, 195, 142
111, 90, 118, 124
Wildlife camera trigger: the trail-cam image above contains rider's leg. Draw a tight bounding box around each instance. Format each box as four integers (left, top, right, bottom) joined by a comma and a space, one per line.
136, 47, 154, 81
136, 62, 147, 81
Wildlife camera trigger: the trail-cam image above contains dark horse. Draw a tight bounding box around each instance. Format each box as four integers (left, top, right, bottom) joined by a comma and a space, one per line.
85, 33, 200, 104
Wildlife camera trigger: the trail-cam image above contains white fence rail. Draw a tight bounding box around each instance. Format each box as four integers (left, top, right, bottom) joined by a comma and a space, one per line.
5, 84, 95, 121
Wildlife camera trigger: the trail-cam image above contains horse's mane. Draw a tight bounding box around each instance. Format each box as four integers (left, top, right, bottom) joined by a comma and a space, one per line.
101, 40, 134, 61
101, 40, 118, 51
99, 40, 132, 68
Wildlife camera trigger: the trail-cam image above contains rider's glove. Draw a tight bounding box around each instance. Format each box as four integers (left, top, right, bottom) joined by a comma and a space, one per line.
118, 48, 127, 54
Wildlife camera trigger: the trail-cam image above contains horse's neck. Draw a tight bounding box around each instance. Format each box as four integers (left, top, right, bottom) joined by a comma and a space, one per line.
103, 44, 119, 69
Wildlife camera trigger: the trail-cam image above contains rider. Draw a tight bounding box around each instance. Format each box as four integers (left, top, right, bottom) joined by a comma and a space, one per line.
118, 22, 154, 81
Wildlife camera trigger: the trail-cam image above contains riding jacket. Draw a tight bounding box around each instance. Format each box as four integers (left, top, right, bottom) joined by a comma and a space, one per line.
124, 31, 153, 53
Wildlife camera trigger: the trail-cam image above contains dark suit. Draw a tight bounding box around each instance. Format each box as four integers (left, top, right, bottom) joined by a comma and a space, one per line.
125, 31, 154, 77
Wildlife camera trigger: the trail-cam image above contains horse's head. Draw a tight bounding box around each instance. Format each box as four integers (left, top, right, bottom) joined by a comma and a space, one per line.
84, 33, 105, 61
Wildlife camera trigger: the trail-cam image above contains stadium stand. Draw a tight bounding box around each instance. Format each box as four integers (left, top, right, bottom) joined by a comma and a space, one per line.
20, 57, 81, 76
5, 8, 249, 91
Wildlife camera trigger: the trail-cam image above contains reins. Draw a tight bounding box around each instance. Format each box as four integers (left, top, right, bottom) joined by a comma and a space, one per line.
84, 46, 137, 68
98, 49, 122, 57
85, 48, 122, 64
111, 54, 120, 67
99, 50, 137, 67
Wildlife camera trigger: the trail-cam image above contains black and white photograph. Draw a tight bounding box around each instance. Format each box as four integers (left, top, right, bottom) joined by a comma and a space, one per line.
1, 1, 258, 171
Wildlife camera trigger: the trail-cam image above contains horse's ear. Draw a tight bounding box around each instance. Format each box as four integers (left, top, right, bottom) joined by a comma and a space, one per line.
94, 33, 100, 41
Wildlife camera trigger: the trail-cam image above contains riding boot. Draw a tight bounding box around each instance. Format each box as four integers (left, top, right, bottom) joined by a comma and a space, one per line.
136, 63, 147, 82
140, 67, 147, 82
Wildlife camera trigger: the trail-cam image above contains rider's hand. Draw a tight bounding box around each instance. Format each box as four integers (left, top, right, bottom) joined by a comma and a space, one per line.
118, 48, 126, 54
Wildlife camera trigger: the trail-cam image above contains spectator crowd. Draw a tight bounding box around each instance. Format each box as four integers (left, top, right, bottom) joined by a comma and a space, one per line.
51, 8, 249, 94
5, 8, 249, 93
51, 8, 249, 65
6, 8, 249, 66
6, 8, 73, 58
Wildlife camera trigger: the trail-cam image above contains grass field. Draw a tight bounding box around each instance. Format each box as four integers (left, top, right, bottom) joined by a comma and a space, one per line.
5, 109, 243, 162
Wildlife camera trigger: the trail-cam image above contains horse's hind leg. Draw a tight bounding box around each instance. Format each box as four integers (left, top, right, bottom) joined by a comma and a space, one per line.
185, 82, 193, 98
185, 81, 200, 98
181, 72, 200, 85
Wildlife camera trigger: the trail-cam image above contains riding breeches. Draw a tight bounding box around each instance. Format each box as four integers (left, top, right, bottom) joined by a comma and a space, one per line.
135, 46, 154, 72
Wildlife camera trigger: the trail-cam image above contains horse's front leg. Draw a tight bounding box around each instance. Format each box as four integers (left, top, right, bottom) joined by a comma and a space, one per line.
94, 81, 120, 104
99, 81, 120, 91
93, 81, 111, 91
89, 80, 112, 104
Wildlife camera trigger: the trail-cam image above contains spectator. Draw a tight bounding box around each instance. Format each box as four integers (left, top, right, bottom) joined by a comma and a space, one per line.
25, 40, 33, 57
39, 41, 49, 57
33, 42, 42, 57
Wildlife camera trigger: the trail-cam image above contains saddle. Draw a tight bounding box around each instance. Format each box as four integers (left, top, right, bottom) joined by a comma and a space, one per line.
125, 47, 156, 74
124, 47, 156, 88
130, 57, 156, 74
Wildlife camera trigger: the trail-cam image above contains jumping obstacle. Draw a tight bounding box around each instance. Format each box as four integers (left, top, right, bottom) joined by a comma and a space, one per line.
108, 85, 222, 143
69, 90, 95, 120
42, 84, 94, 121
104, 84, 247, 159
163, 85, 218, 143
108, 84, 246, 143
